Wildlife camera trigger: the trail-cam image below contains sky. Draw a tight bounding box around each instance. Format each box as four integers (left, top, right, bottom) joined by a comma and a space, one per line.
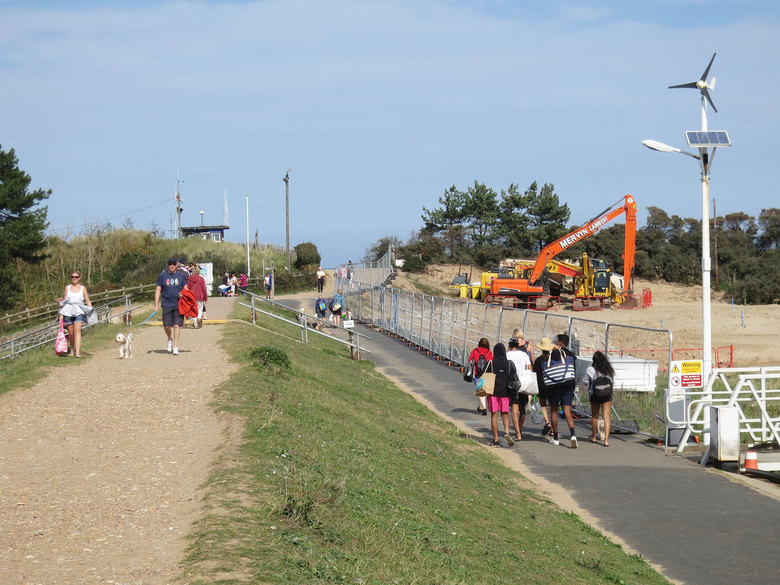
2, 0, 779, 267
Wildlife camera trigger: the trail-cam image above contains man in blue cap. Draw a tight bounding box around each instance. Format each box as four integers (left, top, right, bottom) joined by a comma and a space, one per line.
154, 258, 189, 355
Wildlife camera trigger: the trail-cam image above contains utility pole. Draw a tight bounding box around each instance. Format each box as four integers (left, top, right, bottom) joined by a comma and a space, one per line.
283, 169, 291, 272
175, 171, 183, 239
245, 194, 251, 278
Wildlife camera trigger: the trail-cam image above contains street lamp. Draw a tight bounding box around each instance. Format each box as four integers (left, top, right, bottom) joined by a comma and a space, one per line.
199, 210, 205, 226
642, 53, 731, 401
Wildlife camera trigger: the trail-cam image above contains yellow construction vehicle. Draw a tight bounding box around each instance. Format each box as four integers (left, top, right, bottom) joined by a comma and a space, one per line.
480, 195, 638, 308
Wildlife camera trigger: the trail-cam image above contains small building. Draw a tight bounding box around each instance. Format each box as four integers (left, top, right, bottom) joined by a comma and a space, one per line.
181, 225, 229, 242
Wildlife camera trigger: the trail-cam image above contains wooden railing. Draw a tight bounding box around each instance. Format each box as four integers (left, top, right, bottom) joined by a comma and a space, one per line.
0, 284, 156, 329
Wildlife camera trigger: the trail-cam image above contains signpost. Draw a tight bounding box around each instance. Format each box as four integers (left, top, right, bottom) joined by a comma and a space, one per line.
669, 360, 704, 390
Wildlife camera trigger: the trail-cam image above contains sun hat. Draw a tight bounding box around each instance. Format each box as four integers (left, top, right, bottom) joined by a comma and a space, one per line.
535, 337, 555, 352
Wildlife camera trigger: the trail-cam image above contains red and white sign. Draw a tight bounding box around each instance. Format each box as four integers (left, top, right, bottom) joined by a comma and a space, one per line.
669, 360, 703, 390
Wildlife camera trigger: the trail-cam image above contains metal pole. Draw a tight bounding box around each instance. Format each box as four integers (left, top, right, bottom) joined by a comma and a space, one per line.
701, 173, 712, 384
701, 169, 713, 445
246, 194, 251, 278
283, 169, 291, 272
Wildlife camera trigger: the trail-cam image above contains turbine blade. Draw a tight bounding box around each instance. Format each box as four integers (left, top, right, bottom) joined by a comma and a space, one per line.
700, 53, 716, 82
709, 76, 716, 90
669, 82, 698, 89
702, 88, 718, 113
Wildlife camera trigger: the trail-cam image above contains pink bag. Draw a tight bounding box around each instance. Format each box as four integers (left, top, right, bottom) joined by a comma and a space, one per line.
55, 316, 68, 355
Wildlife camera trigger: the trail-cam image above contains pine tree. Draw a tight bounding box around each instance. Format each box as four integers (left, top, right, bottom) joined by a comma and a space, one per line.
0, 146, 51, 310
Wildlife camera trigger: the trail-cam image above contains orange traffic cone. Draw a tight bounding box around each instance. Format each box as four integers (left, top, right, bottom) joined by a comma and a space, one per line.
744, 451, 759, 471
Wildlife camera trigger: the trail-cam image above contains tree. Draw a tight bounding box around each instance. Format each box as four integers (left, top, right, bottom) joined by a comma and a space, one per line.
0, 146, 50, 310
421, 185, 466, 257
293, 242, 321, 269
363, 235, 401, 263
525, 182, 570, 250
462, 181, 500, 249
497, 183, 533, 255
757, 208, 780, 251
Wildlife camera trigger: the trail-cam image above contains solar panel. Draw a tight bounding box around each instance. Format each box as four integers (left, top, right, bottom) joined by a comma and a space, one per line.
685, 131, 731, 148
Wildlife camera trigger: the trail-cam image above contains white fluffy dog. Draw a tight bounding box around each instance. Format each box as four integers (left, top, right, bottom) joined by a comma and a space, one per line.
115, 332, 133, 359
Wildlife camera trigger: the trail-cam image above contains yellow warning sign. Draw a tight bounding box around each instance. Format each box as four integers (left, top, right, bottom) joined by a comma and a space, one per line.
669, 360, 703, 389
681, 361, 703, 374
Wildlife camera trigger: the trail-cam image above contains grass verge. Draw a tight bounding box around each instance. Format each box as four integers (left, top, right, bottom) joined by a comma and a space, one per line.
179, 309, 670, 585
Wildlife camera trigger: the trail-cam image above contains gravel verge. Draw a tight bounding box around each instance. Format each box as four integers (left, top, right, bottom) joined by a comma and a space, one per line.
0, 298, 238, 584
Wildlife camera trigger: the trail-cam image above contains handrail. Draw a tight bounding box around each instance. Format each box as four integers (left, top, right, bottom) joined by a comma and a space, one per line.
670, 366, 780, 452
1, 284, 156, 328
239, 291, 371, 359
0, 296, 142, 361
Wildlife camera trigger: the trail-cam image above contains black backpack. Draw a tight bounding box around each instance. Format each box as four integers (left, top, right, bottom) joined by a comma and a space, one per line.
592, 373, 614, 398
476, 354, 488, 377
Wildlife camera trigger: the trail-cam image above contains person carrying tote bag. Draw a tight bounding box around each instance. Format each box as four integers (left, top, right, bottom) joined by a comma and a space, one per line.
540, 347, 579, 448
484, 343, 515, 447
468, 338, 492, 415
474, 361, 495, 396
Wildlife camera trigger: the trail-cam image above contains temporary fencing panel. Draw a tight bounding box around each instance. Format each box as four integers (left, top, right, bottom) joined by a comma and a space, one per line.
346, 284, 671, 374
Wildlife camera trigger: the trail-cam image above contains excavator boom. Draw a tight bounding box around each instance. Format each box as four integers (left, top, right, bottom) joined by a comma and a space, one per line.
529, 194, 637, 285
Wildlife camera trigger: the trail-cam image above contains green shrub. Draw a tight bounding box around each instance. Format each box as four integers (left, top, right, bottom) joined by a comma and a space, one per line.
401, 254, 427, 273
293, 242, 320, 269
249, 346, 291, 369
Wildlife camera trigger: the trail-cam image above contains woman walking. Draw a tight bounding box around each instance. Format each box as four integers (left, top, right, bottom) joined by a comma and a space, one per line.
487, 343, 516, 447
58, 270, 92, 358
582, 351, 615, 446
468, 338, 492, 415
532, 337, 555, 436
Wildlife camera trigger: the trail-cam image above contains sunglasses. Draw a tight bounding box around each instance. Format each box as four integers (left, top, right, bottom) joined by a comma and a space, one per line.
71, 275, 80, 279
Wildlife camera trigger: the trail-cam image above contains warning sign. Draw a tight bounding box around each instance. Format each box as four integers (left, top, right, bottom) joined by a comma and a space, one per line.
669, 360, 703, 390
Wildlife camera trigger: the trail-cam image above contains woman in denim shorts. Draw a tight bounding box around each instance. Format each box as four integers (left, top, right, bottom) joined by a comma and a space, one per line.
58, 270, 93, 357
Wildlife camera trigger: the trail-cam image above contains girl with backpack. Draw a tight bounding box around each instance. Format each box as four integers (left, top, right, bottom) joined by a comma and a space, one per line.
468, 338, 492, 415
582, 351, 615, 446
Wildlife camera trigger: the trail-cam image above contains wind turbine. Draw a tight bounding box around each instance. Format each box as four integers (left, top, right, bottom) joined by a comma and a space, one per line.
669, 52, 718, 113
642, 53, 731, 446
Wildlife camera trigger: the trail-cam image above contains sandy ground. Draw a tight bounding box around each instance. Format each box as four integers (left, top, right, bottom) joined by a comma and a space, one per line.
0, 298, 237, 585
394, 264, 779, 368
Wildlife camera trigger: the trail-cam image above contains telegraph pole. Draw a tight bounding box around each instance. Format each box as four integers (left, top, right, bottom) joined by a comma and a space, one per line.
283, 169, 291, 272
175, 171, 183, 239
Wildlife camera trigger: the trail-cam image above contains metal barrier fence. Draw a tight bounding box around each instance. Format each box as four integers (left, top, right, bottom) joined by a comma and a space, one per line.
333, 246, 394, 293
343, 284, 673, 375
669, 366, 780, 453
0, 296, 140, 361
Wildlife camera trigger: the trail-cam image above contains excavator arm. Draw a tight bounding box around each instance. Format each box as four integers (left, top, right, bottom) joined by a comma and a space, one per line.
528, 194, 637, 287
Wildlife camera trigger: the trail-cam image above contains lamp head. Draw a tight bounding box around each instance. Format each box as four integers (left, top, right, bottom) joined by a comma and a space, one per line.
641, 139, 680, 153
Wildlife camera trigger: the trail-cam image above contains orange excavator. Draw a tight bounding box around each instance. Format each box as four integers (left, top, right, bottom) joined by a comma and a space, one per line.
484, 194, 637, 307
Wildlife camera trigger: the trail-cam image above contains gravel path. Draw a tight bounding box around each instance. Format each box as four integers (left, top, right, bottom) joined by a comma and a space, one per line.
0, 297, 238, 584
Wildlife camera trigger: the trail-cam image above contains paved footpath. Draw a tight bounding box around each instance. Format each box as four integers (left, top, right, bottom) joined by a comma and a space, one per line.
279, 291, 780, 585
358, 323, 779, 585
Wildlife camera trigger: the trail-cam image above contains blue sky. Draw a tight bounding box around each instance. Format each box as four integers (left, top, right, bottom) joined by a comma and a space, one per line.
2, 0, 778, 267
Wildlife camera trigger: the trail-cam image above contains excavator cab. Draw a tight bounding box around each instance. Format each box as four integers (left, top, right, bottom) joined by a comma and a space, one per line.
593, 270, 609, 294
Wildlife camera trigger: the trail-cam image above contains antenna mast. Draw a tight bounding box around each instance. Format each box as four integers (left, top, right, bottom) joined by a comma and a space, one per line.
223, 190, 229, 227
